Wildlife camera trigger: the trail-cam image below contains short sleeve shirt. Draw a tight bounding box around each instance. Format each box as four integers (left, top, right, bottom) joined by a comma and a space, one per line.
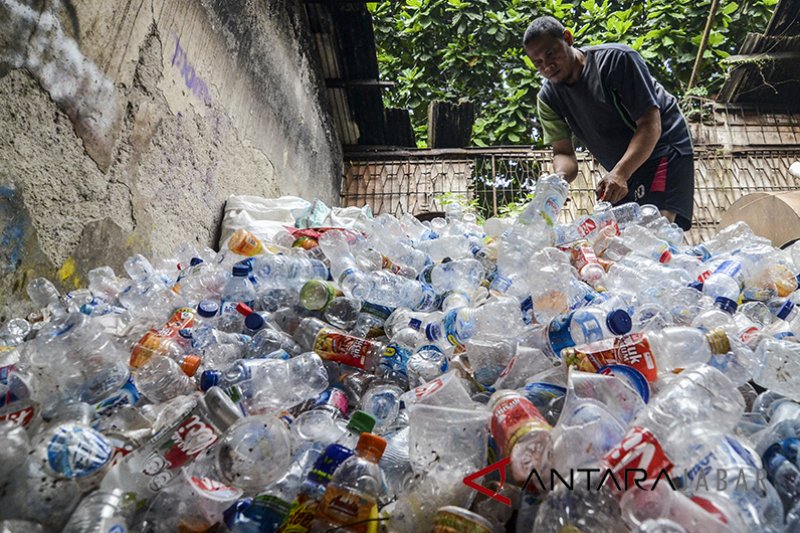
537, 44, 693, 171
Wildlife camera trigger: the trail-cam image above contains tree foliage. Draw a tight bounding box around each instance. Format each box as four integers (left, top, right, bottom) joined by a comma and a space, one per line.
368, 0, 778, 147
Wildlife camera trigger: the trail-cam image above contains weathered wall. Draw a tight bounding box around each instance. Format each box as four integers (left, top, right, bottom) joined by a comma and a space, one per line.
0, 0, 341, 319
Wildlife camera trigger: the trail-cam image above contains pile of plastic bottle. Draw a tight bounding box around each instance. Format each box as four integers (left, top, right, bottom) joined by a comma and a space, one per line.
4, 174, 800, 533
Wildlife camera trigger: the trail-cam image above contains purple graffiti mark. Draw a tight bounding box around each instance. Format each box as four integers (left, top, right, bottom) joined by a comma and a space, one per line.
0, 186, 27, 273
171, 37, 212, 105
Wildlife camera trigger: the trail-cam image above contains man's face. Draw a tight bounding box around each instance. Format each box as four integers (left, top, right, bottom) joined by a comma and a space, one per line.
524, 33, 575, 85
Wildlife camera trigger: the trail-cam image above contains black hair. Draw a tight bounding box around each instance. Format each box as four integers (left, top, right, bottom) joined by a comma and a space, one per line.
522, 16, 566, 46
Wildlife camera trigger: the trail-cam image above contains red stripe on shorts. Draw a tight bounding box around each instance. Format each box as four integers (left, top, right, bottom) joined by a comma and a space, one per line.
650, 156, 668, 193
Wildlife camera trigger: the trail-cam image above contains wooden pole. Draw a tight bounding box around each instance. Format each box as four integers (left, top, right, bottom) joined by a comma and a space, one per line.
687, 0, 722, 92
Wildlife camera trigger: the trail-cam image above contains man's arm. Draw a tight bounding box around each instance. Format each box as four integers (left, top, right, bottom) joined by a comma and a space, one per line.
596, 106, 661, 203
552, 137, 579, 183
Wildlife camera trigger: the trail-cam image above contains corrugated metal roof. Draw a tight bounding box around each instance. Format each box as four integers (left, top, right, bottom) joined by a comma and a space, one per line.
304, 1, 405, 147
717, 0, 800, 108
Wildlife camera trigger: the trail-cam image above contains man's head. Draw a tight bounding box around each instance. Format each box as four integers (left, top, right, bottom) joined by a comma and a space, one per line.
523, 16, 582, 85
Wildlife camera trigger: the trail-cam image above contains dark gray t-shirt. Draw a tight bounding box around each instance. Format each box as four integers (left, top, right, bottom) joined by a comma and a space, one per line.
537, 44, 693, 171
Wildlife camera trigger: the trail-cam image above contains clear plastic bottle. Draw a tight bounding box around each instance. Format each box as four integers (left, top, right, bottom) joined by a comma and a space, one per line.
135, 355, 199, 403
562, 327, 732, 382
702, 258, 745, 301
569, 240, 607, 286
318, 230, 372, 300
293, 317, 384, 372
528, 174, 569, 227
622, 225, 673, 264
691, 297, 738, 332
62, 490, 130, 533
219, 264, 256, 333
129, 307, 196, 368
335, 411, 378, 449
538, 306, 632, 359
199, 353, 329, 413
312, 433, 386, 531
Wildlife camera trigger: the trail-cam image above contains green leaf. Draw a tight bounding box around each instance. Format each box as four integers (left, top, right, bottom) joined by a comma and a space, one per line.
721, 2, 739, 15
508, 132, 521, 143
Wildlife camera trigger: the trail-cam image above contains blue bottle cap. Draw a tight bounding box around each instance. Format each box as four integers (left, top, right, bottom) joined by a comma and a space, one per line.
778, 300, 795, 321
688, 281, 704, 292
178, 328, 193, 340
232, 265, 250, 277
197, 300, 219, 318
190, 257, 204, 267
200, 370, 221, 391
714, 296, 738, 315
245, 312, 265, 331
606, 309, 632, 336
308, 444, 354, 485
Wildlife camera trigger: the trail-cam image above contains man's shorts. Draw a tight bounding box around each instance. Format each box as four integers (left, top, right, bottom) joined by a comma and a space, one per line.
620, 147, 695, 230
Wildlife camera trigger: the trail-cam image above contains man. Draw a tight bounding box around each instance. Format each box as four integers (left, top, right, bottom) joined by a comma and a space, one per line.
523, 16, 695, 229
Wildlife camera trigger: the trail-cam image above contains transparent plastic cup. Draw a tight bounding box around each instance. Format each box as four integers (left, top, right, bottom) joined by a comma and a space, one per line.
408, 403, 491, 475
400, 370, 476, 408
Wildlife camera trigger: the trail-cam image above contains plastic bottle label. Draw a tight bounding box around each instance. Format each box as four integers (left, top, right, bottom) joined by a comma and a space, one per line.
313, 388, 349, 416
190, 476, 243, 501
130, 308, 196, 367
570, 244, 599, 273
316, 486, 377, 533
714, 260, 744, 287
281, 495, 318, 532
490, 394, 551, 456
46, 424, 113, 478
442, 309, 467, 349
564, 333, 659, 382
541, 195, 561, 226
0, 365, 17, 407
570, 311, 604, 343
149, 414, 221, 488
578, 218, 597, 238
547, 313, 576, 357
520, 297, 534, 325
228, 229, 264, 256
381, 343, 411, 376
601, 426, 673, 495
313, 329, 374, 369
0, 400, 36, 427
94, 377, 141, 417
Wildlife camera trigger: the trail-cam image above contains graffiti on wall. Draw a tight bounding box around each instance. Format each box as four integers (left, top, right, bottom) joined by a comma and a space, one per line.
171, 35, 212, 105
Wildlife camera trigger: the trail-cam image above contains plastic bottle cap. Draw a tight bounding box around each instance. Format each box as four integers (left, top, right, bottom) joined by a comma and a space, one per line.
197, 300, 219, 318
658, 249, 672, 264
714, 296, 738, 315
347, 410, 377, 434
178, 328, 193, 340
232, 265, 250, 277
190, 257, 204, 267
236, 302, 253, 316
200, 370, 221, 391
688, 281, 704, 292
777, 301, 795, 321
706, 329, 731, 355
355, 433, 387, 460
606, 309, 632, 336
245, 312, 265, 331
180, 355, 202, 377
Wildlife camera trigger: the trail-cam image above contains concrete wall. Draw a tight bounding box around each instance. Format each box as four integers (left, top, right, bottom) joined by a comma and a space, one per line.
0, 0, 342, 319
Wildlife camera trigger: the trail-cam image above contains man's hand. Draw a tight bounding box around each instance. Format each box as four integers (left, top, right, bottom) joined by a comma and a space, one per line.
595, 169, 629, 204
